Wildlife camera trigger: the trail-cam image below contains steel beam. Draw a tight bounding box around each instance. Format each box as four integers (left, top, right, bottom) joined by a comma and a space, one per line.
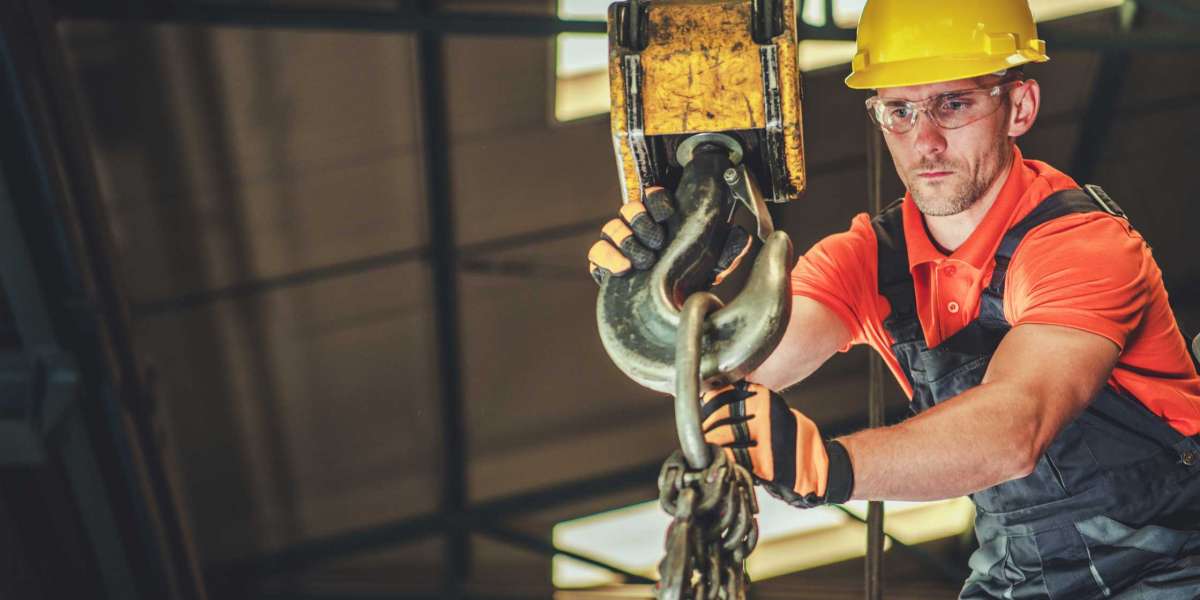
216, 513, 446, 582
130, 218, 606, 317
0, 1, 208, 597
864, 121, 886, 600
212, 404, 908, 579
0, 167, 53, 349
413, 8, 470, 595
833, 505, 969, 585
474, 523, 655, 585
56, 3, 607, 36
213, 461, 662, 581
49, 2, 1200, 51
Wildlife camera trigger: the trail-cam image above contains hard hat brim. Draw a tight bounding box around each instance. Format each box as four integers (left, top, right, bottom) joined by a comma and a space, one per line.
844, 49, 1049, 90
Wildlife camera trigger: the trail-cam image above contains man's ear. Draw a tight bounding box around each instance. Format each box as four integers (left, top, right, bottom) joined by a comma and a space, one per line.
1007, 79, 1040, 138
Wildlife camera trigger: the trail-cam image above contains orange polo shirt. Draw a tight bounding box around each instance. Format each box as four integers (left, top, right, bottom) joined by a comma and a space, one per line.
791, 147, 1200, 435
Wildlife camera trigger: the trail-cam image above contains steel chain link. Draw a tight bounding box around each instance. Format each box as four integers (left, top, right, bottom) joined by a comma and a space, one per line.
654, 445, 759, 600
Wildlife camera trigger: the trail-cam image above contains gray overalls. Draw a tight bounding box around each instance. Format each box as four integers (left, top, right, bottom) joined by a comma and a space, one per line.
871, 188, 1200, 599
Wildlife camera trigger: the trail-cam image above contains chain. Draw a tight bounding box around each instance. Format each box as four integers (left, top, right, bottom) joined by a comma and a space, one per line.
654, 445, 759, 600
651, 287, 761, 600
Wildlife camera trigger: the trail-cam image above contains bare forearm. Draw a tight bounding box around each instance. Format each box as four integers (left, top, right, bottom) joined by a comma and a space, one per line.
837, 381, 1040, 501
749, 296, 850, 390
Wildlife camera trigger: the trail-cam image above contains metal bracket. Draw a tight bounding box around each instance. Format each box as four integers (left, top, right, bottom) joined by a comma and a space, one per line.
1083, 184, 1127, 219
724, 164, 775, 242
0, 350, 80, 465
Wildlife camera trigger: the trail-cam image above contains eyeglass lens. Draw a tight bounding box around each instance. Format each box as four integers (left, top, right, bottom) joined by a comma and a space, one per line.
869, 85, 1012, 134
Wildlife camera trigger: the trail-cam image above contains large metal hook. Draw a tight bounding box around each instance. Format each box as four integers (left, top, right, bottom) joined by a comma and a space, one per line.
596, 142, 794, 399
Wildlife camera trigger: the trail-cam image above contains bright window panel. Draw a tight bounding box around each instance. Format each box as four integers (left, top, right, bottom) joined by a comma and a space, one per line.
560, 0, 609, 20
552, 490, 974, 588
1029, 0, 1125, 22
558, 33, 607, 78
801, 0, 827, 27
555, 0, 609, 122
833, 0, 867, 28
797, 39, 857, 72
555, 33, 610, 122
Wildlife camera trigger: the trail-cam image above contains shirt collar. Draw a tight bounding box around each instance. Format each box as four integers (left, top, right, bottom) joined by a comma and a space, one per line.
901, 145, 1038, 272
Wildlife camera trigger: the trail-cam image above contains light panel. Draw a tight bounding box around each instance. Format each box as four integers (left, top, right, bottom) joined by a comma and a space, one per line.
552, 490, 974, 588
560, 0, 610, 20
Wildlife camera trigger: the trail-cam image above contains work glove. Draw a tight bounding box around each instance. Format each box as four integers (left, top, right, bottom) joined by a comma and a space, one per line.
587, 186, 754, 285
701, 381, 854, 508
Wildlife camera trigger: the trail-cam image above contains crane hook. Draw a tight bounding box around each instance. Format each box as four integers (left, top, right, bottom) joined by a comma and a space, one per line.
596, 140, 794, 396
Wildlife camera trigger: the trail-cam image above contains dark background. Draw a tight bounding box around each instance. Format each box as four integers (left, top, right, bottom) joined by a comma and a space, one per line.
0, 0, 1197, 598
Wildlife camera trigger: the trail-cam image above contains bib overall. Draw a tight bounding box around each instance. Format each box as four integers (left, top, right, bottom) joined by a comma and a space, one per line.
871, 188, 1200, 599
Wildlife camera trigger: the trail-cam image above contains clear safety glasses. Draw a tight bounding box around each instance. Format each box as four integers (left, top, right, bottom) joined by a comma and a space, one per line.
865, 80, 1024, 134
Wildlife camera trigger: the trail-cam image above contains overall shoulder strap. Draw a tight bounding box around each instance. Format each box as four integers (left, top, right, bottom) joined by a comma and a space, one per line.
981, 185, 1126, 326
871, 198, 915, 321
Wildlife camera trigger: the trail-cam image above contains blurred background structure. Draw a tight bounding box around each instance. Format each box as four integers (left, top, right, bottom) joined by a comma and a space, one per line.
0, 0, 1198, 598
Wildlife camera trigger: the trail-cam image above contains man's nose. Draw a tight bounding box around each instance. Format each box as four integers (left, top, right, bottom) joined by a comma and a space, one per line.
912, 112, 947, 156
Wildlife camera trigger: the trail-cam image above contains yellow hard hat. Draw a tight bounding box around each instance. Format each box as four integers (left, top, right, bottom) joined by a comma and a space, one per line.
845, 0, 1049, 90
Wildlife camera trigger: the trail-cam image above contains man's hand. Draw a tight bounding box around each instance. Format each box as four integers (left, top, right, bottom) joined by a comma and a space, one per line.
586, 187, 753, 285
701, 381, 854, 508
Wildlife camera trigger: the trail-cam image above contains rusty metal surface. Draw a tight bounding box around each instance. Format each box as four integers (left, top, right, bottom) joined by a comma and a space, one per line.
774, 0, 807, 200
641, 2, 765, 136
608, 0, 806, 204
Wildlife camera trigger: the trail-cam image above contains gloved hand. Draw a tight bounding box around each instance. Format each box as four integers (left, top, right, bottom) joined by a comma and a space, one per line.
587, 186, 754, 285
701, 381, 854, 508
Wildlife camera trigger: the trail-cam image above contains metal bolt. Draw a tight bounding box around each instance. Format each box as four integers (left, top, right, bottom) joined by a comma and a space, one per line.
1182, 451, 1196, 467
723, 168, 739, 185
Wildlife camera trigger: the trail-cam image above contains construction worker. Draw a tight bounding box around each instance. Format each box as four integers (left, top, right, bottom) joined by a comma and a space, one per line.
588, 0, 1200, 597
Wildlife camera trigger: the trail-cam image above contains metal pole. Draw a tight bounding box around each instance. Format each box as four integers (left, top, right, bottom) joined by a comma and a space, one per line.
413, 0, 469, 594
864, 117, 885, 600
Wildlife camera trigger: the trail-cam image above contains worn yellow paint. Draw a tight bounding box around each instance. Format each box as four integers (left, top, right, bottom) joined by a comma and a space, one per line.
641, 2, 765, 135
775, 0, 807, 199
606, 1, 640, 205
608, 0, 806, 204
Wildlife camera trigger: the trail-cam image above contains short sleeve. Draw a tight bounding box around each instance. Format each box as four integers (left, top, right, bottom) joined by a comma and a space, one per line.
790, 213, 879, 349
1005, 213, 1152, 350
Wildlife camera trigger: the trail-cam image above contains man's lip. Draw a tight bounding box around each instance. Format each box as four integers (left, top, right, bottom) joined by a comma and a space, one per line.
917, 171, 952, 178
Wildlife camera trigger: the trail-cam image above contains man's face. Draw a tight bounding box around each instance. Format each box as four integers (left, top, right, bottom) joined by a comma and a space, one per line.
877, 76, 1018, 217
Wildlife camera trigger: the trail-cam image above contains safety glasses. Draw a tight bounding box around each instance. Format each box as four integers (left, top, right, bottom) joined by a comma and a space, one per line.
865, 80, 1024, 134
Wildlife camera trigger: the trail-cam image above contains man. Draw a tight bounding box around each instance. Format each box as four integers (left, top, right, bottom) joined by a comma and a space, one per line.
588, 1, 1200, 598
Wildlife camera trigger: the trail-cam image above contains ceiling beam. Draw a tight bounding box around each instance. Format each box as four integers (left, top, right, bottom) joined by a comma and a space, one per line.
55, 2, 608, 36
51, 2, 1200, 51
412, 4, 471, 595
210, 404, 912, 580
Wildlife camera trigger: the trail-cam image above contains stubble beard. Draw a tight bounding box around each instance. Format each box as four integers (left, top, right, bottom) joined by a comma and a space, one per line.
908, 163, 992, 217
907, 138, 1012, 218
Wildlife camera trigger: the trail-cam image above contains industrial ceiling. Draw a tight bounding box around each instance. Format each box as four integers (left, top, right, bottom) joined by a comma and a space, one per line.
0, 0, 1198, 598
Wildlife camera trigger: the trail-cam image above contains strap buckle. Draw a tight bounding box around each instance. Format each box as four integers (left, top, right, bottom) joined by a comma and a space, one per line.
1083, 184, 1127, 220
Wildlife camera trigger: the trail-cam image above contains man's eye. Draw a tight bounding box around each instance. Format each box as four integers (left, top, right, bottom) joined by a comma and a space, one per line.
889, 106, 912, 119
941, 98, 973, 111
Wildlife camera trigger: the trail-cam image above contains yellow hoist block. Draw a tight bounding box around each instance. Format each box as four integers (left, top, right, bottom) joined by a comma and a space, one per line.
607, 0, 806, 205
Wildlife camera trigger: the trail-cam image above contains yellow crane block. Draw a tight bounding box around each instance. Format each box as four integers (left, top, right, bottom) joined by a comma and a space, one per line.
608, 0, 806, 205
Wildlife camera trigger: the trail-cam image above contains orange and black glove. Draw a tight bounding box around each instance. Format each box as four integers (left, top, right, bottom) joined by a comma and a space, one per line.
587, 186, 753, 285
701, 381, 854, 508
